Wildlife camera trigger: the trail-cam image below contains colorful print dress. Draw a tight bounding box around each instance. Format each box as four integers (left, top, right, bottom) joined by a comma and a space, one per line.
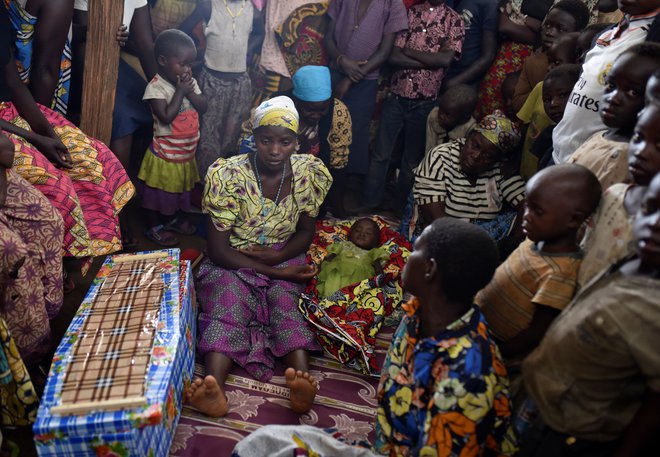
374, 298, 517, 456
196, 153, 332, 381
4, 0, 72, 114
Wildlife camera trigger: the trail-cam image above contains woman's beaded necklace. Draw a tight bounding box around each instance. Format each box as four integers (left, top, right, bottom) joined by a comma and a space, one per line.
252, 153, 287, 244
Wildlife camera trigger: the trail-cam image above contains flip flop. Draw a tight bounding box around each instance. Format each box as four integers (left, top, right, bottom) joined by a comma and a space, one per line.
145, 225, 180, 247
164, 217, 197, 236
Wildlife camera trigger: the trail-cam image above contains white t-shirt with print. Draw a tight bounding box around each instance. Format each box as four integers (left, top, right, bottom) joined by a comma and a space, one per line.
552, 14, 655, 164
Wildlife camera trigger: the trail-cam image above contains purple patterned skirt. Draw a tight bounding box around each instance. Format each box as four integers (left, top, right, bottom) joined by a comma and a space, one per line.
196, 252, 321, 382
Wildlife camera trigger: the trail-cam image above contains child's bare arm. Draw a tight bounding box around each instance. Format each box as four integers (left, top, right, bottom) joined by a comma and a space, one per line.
149, 76, 194, 124
187, 92, 208, 114
149, 96, 185, 125
373, 260, 384, 276
498, 304, 560, 358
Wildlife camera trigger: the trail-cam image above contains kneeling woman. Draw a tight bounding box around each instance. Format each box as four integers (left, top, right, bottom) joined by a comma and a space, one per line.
190, 96, 332, 417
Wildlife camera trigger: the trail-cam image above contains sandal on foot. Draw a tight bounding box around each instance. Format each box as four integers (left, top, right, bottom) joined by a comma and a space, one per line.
164, 217, 197, 236
145, 225, 180, 247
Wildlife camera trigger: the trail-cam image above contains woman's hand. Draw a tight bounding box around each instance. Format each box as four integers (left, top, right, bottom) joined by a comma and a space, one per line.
238, 245, 284, 266
276, 264, 318, 283
31, 134, 72, 169
116, 25, 129, 47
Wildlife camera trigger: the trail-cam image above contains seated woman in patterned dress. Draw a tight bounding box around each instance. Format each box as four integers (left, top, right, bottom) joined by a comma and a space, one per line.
238, 66, 352, 215
0, 7, 134, 268
0, 132, 64, 367
189, 96, 332, 417
232, 218, 516, 456
413, 111, 526, 249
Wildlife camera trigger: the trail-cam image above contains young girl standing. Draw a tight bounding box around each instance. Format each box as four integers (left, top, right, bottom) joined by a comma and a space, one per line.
139, 29, 208, 246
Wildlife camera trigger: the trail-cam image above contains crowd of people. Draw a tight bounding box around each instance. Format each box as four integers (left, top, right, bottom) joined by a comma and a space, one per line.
0, 0, 659, 455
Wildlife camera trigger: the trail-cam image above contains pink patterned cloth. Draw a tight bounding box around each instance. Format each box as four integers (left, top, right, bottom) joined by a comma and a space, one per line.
0, 170, 63, 364
390, 2, 464, 99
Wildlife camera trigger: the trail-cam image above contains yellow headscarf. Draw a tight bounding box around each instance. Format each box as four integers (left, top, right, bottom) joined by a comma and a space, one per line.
473, 110, 521, 155
253, 96, 299, 133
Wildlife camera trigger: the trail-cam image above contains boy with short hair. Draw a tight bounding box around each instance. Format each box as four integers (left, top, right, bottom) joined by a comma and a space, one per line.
518, 61, 581, 179
476, 164, 602, 361
425, 84, 478, 153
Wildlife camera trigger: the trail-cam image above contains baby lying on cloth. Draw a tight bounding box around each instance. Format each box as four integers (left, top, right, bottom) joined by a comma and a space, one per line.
316, 218, 390, 297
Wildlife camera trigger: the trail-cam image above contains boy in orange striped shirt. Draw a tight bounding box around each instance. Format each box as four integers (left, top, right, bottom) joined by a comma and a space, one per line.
476, 164, 601, 362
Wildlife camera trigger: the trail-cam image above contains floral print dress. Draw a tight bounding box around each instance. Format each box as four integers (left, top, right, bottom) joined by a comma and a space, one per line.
374, 298, 517, 456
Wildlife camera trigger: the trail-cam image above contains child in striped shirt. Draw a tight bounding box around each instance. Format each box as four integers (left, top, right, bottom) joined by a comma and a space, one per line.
477, 164, 601, 362
139, 29, 208, 246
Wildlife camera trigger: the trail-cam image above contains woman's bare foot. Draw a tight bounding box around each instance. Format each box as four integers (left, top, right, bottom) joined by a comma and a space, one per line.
186, 375, 228, 417
285, 367, 318, 414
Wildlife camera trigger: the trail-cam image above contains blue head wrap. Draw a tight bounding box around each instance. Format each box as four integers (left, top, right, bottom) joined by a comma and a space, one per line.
292, 66, 332, 102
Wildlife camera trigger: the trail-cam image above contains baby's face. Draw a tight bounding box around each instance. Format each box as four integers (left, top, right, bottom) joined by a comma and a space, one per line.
349, 220, 380, 250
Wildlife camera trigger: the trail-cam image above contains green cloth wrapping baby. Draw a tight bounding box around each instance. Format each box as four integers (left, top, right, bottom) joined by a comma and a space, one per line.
316, 218, 391, 297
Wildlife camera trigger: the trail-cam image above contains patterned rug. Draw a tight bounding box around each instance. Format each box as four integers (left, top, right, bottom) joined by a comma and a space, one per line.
169, 325, 398, 457
170, 214, 404, 456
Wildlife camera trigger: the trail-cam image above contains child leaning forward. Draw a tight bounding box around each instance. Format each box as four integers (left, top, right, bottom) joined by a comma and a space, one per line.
139, 29, 208, 246
476, 164, 601, 403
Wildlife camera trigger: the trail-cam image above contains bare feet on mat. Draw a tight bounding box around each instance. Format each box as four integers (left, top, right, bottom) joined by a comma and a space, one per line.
285, 367, 318, 414
187, 375, 228, 417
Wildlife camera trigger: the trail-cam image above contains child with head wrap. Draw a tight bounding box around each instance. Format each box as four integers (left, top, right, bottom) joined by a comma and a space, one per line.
191, 96, 332, 418
413, 111, 526, 245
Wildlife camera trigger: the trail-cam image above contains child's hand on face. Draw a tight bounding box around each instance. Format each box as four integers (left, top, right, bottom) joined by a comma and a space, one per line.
176, 73, 196, 95
116, 25, 129, 47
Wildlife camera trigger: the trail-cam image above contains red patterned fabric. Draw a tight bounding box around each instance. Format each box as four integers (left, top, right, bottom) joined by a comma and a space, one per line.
475, 41, 534, 120
299, 218, 411, 374
0, 101, 134, 262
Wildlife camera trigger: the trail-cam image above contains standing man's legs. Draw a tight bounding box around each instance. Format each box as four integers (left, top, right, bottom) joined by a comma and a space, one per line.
394, 99, 436, 215
362, 93, 405, 209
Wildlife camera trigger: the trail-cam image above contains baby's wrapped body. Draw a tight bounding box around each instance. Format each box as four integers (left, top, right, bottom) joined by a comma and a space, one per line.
316, 241, 390, 297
